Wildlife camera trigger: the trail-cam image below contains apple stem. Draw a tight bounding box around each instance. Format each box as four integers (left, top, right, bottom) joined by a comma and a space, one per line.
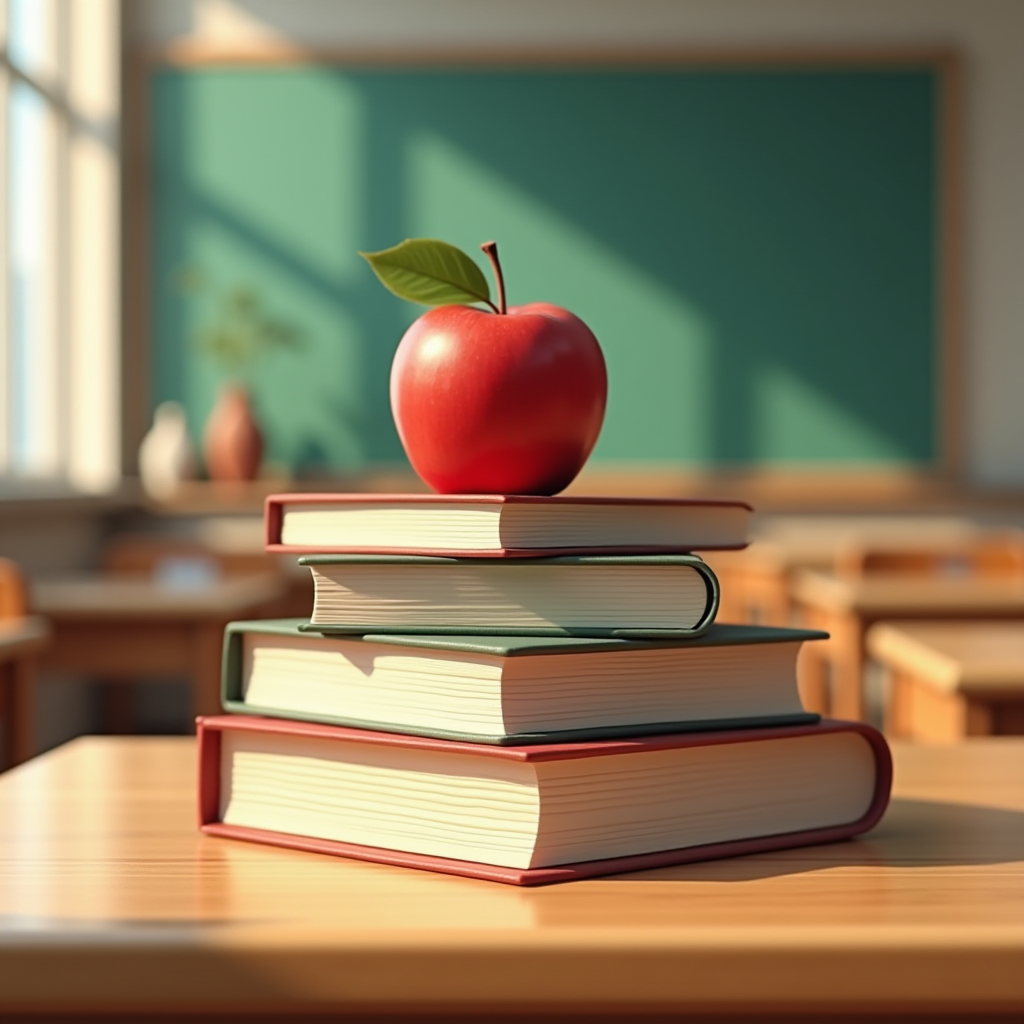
480, 241, 507, 315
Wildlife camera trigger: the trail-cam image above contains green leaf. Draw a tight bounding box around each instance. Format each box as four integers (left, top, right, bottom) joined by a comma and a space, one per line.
359, 238, 493, 308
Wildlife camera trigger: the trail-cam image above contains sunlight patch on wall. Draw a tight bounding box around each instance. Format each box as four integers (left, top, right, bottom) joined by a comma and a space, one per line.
753, 364, 913, 464
406, 130, 716, 463
185, 69, 366, 282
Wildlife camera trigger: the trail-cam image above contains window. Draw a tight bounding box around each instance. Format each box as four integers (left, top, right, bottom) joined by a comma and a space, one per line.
0, 0, 120, 492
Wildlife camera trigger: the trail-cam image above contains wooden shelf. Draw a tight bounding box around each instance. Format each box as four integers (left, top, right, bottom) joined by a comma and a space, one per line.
135, 467, 1024, 518
142, 471, 430, 516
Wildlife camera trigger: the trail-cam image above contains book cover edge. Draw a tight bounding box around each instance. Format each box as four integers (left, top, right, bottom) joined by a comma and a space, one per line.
297, 552, 715, 566
224, 617, 830, 654
265, 492, 754, 510
264, 493, 752, 554
196, 713, 877, 763
197, 719, 892, 886
268, 542, 750, 556
219, 698, 821, 745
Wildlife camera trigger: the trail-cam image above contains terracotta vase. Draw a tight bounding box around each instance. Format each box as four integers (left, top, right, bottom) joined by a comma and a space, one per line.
203, 383, 264, 482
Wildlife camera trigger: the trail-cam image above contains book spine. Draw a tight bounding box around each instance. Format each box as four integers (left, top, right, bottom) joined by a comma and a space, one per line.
220, 625, 244, 714
199, 713, 857, 760
196, 718, 222, 829
265, 543, 749, 556
692, 557, 720, 635
264, 496, 284, 549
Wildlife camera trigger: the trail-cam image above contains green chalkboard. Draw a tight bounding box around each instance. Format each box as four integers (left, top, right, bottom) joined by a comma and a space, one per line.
151, 63, 939, 473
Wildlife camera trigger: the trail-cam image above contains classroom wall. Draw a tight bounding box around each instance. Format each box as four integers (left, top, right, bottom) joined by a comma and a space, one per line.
130, 0, 1024, 488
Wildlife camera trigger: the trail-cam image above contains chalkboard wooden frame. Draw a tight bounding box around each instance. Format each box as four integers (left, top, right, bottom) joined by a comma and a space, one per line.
126, 44, 963, 500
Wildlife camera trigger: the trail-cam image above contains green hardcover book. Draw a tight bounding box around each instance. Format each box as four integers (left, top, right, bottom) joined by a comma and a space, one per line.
221, 619, 825, 745
298, 553, 720, 639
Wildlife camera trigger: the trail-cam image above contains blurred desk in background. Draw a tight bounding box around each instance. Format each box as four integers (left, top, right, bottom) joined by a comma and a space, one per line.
103, 521, 312, 619
705, 515, 980, 626
140, 473, 427, 517
33, 574, 286, 724
868, 621, 1024, 741
791, 572, 1024, 721
0, 736, 1021, 1020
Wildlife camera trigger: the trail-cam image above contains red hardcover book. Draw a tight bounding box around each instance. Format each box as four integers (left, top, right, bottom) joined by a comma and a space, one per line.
198, 715, 891, 886
264, 493, 752, 557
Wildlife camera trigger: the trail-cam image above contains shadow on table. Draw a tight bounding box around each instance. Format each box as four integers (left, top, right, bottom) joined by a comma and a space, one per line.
600, 797, 1024, 882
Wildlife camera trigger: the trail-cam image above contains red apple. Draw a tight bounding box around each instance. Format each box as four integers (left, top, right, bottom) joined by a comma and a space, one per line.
390, 301, 607, 495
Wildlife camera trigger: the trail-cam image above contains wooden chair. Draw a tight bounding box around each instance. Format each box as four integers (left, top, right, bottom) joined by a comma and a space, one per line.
0, 558, 50, 768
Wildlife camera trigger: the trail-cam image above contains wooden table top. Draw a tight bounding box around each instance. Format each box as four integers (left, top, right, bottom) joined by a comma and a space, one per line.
0, 736, 1021, 1018
31, 573, 286, 620
868, 621, 1024, 692
791, 569, 1024, 615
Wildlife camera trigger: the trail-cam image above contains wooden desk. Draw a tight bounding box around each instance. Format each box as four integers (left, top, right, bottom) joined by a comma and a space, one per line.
790, 570, 1024, 721
705, 515, 979, 627
32, 575, 285, 721
0, 737, 1021, 1021
0, 616, 50, 769
868, 621, 1024, 740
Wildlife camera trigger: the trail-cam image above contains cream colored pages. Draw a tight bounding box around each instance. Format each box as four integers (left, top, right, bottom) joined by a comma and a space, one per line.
281, 504, 503, 550
308, 563, 709, 629
501, 503, 749, 549
239, 634, 804, 737
279, 500, 748, 551
242, 634, 507, 735
530, 730, 876, 866
221, 731, 541, 867
218, 729, 875, 870
500, 641, 802, 733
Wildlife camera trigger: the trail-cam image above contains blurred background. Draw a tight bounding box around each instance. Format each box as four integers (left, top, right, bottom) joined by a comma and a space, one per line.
2, 0, 1024, 760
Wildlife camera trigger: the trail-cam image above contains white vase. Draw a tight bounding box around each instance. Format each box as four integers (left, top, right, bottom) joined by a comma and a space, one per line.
139, 401, 196, 499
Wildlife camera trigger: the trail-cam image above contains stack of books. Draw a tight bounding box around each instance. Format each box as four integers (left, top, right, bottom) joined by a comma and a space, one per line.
197, 494, 891, 885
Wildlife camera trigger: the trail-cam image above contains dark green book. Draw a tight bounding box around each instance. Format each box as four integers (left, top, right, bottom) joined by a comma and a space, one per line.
221, 619, 825, 745
298, 553, 720, 639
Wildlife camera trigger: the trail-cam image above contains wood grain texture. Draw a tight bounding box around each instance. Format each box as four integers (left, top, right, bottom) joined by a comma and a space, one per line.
0, 737, 1020, 1017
